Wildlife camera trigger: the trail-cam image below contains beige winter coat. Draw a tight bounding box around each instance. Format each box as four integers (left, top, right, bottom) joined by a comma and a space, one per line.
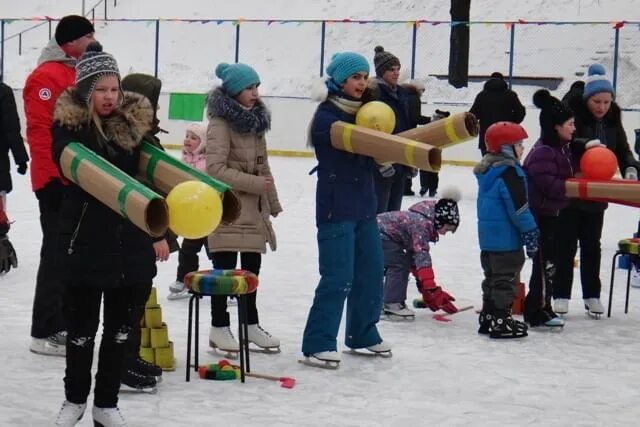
205, 117, 282, 253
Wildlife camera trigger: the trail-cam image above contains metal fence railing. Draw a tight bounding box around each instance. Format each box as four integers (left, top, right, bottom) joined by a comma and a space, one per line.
1, 18, 638, 108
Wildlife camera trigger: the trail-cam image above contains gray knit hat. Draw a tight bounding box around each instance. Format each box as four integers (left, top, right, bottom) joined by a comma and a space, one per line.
374, 45, 401, 77
75, 41, 123, 104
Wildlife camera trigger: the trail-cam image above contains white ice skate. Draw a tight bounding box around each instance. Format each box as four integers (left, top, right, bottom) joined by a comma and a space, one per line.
382, 303, 415, 321
299, 351, 341, 369
554, 298, 569, 316
167, 281, 190, 300
247, 324, 281, 353
584, 298, 604, 319
209, 326, 239, 358
632, 268, 640, 289
344, 340, 392, 358
53, 400, 86, 426
30, 331, 66, 357
92, 406, 126, 427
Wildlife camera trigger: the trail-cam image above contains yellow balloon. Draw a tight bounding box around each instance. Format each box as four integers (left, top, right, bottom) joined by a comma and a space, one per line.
355, 101, 396, 134
166, 181, 223, 239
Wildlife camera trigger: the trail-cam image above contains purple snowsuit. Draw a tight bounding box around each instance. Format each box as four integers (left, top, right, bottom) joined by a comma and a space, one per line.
377, 200, 438, 304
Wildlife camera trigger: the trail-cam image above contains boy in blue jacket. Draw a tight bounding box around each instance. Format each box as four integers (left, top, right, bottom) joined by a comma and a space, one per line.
474, 122, 539, 339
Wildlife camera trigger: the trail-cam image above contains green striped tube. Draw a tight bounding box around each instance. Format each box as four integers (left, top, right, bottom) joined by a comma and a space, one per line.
141, 142, 230, 193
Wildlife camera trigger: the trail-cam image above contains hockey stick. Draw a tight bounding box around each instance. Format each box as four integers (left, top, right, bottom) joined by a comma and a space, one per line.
432, 305, 474, 322
245, 372, 296, 389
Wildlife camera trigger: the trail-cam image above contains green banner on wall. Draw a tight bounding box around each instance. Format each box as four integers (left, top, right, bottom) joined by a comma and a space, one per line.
168, 93, 207, 121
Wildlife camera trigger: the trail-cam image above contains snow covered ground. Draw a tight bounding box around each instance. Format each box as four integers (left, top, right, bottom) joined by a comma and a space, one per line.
2, 155, 640, 426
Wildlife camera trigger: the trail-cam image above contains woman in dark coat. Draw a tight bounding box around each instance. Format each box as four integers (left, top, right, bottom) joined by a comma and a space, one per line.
553, 64, 640, 317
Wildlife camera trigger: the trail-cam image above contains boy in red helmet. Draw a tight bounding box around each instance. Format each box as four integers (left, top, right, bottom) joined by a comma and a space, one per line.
473, 121, 539, 339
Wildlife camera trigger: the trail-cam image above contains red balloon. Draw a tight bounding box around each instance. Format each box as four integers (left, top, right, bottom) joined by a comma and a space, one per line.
580, 146, 618, 180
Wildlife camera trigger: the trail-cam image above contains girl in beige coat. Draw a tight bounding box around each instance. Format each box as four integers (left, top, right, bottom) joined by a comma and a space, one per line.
205, 62, 282, 353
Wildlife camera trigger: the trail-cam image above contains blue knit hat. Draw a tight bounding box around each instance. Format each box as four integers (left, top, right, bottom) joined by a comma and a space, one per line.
215, 62, 260, 97
325, 52, 370, 92
583, 64, 614, 100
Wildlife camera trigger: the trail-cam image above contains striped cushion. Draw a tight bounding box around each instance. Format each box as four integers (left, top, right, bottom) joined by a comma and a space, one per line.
184, 269, 259, 295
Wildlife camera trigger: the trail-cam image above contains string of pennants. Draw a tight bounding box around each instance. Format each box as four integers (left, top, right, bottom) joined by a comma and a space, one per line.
0, 17, 637, 30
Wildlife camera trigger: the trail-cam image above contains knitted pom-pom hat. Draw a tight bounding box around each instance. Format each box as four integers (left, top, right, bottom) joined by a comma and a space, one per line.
215, 62, 260, 97
583, 63, 614, 100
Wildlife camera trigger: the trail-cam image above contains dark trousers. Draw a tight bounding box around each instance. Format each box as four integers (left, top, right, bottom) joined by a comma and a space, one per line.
176, 237, 210, 282
525, 215, 558, 317
554, 207, 604, 299
31, 191, 65, 338
480, 249, 525, 311
210, 251, 261, 327
382, 239, 412, 304
419, 171, 439, 194
64, 285, 131, 408
124, 281, 152, 369
374, 165, 405, 213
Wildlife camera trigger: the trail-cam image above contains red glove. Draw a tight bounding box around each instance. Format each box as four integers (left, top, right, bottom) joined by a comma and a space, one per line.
416, 267, 458, 314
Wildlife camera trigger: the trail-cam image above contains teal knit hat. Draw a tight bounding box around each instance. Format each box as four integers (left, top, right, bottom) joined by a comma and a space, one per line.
325, 52, 370, 92
215, 62, 260, 97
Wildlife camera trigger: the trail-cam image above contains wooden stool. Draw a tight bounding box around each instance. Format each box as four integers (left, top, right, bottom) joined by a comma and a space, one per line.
184, 269, 259, 382
607, 238, 640, 317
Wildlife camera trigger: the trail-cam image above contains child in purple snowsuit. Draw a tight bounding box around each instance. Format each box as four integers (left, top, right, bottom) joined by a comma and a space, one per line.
377, 188, 461, 317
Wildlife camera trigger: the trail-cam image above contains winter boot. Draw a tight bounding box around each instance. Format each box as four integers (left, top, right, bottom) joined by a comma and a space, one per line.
247, 324, 280, 351
53, 400, 86, 426
489, 310, 528, 339
92, 406, 126, 427
584, 298, 604, 319
209, 326, 239, 352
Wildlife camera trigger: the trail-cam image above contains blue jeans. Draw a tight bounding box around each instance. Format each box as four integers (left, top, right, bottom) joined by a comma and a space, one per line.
302, 218, 384, 354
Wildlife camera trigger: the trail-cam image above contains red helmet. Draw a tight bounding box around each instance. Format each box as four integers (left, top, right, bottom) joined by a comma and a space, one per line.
485, 122, 528, 153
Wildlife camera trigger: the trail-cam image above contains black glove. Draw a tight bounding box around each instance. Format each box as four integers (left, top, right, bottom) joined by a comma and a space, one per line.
0, 235, 18, 274
35, 180, 64, 209
521, 228, 540, 259
432, 109, 451, 121
17, 163, 28, 175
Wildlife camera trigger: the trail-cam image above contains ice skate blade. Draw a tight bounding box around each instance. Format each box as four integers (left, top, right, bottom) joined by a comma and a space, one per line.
586, 311, 603, 320
381, 313, 415, 322
249, 345, 281, 354
208, 342, 239, 359
298, 358, 340, 369
120, 384, 157, 394
343, 349, 393, 358
529, 325, 564, 332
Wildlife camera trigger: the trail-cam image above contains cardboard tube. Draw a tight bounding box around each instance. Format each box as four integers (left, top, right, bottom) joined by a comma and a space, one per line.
565, 178, 640, 207
397, 112, 479, 148
138, 142, 241, 224
330, 122, 441, 172
59, 143, 168, 237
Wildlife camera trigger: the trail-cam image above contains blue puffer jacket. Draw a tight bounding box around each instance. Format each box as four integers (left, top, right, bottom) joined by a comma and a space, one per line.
474, 154, 538, 251
310, 99, 378, 225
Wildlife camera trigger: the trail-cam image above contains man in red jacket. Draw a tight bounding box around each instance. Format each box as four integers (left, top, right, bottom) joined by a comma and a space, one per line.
23, 15, 95, 356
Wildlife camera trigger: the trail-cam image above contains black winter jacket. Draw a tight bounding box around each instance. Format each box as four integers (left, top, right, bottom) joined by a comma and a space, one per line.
469, 77, 526, 151
51, 88, 156, 288
0, 83, 29, 193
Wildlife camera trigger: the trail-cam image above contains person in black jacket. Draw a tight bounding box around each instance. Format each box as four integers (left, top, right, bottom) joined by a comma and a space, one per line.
469, 72, 526, 156
50, 42, 151, 426
553, 64, 640, 317
0, 82, 28, 274
401, 80, 429, 196
368, 46, 412, 213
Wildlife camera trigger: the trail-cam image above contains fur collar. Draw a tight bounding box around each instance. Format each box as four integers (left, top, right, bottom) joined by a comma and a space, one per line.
53, 88, 153, 151
473, 153, 518, 175
206, 86, 271, 135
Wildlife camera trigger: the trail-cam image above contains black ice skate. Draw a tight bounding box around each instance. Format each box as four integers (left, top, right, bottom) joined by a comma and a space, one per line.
478, 311, 493, 335
489, 310, 528, 339
121, 369, 157, 394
